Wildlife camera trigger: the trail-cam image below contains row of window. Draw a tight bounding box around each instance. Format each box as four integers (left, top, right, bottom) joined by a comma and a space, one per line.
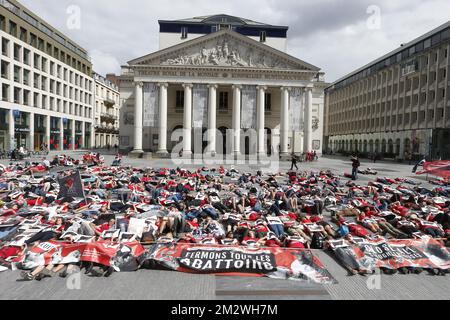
174, 90, 273, 110
330, 54, 448, 102
95, 84, 119, 104
1, 83, 92, 118
332, 27, 450, 90
329, 108, 447, 134
1, 37, 92, 91
0, 10, 91, 75
1, 60, 93, 105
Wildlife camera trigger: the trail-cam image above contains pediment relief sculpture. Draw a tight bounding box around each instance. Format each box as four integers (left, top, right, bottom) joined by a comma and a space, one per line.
159, 37, 300, 70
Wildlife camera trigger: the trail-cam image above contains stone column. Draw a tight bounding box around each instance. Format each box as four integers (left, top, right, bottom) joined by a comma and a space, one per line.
182, 83, 193, 156
303, 87, 313, 153
207, 84, 218, 155
71, 120, 76, 150
132, 82, 144, 153
157, 83, 169, 154
257, 86, 267, 156
232, 85, 242, 156
59, 118, 64, 151
8, 110, 15, 150
45, 115, 51, 150
29, 112, 34, 151
280, 87, 290, 156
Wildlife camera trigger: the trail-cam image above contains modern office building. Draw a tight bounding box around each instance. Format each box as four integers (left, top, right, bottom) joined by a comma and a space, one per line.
0, 0, 94, 152
119, 14, 326, 157
324, 21, 450, 160
93, 72, 120, 148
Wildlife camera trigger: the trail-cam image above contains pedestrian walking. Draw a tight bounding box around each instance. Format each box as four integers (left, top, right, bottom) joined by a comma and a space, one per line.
351, 155, 360, 180
290, 154, 298, 171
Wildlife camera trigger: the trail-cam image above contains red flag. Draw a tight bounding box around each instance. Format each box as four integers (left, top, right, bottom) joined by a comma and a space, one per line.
417, 160, 450, 179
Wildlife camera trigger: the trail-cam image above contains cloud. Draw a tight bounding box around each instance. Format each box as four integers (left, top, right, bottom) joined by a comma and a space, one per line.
19, 0, 450, 82
89, 49, 121, 75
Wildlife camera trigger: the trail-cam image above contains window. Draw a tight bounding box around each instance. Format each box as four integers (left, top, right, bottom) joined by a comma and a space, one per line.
9, 21, 17, 37
1, 38, 9, 56
260, 31, 267, 43
33, 73, 39, 89
1, 60, 9, 79
23, 69, 30, 86
13, 87, 21, 103
431, 33, 441, 46
19, 27, 27, 42
38, 38, 44, 51
2, 84, 9, 101
176, 90, 184, 109
23, 49, 30, 65
0, 15, 5, 31
13, 44, 20, 61
181, 27, 188, 39
34, 53, 40, 69
211, 25, 218, 33
424, 38, 431, 49
219, 92, 228, 110
13, 66, 20, 82
264, 93, 272, 111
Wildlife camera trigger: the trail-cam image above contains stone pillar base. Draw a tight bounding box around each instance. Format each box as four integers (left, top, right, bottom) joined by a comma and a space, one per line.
129, 150, 144, 158
155, 150, 170, 159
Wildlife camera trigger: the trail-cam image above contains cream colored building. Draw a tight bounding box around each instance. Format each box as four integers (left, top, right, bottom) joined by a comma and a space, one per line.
0, 0, 94, 151
325, 21, 450, 160
119, 15, 326, 158
93, 72, 120, 148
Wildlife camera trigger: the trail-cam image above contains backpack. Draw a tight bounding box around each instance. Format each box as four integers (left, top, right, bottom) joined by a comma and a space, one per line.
310, 233, 325, 249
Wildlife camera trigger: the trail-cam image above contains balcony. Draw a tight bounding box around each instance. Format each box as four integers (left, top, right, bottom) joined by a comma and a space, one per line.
104, 97, 115, 107
95, 124, 119, 134
100, 113, 117, 124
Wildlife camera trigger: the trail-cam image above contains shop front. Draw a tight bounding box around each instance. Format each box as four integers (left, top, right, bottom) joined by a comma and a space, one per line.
63, 118, 71, 150
0, 109, 8, 151
85, 123, 91, 149
14, 111, 30, 150
75, 121, 83, 150
34, 114, 46, 151
50, 116, 61, 150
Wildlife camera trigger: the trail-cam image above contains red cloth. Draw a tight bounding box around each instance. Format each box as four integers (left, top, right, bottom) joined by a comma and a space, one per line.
95, 223, 110, 234
0, 246, 21, 259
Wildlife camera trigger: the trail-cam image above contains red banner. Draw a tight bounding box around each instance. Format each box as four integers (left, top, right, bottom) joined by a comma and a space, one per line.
18, 241, 145, 272
328, 237, 450, 273
141, 244, 336, 284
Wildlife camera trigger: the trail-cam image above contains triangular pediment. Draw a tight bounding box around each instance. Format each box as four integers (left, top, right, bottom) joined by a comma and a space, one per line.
128, 29, 319, 72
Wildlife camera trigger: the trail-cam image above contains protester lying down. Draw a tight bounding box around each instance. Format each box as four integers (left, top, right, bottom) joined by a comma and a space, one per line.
0, 152, 449, 281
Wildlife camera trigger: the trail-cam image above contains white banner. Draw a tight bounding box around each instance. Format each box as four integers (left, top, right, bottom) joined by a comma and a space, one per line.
192, 84, 208, 128
143, 83, 159, 127
289, 87, 303, 131
241, 85, 257, 129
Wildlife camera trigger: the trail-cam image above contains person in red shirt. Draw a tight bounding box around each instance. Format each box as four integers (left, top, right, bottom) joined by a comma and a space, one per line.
264, 232, 282, 247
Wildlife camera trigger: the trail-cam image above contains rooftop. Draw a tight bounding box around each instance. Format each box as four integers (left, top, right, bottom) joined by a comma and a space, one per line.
159, 14, 288, 30
327, 20, 450, 91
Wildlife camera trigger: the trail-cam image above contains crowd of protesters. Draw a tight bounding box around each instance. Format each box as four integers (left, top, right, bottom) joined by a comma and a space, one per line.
0, 152, 448, 281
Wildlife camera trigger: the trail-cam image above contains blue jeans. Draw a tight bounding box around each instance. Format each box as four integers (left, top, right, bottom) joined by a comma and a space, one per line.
269, 224, 285, 238
351, 167, 358, 180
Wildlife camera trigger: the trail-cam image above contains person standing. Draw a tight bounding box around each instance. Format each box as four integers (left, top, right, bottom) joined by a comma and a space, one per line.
290, 154, 298, 171
351, 155, 360, 180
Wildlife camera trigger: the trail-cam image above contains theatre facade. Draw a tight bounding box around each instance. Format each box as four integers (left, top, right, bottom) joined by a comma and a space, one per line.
119, 18, 326, 158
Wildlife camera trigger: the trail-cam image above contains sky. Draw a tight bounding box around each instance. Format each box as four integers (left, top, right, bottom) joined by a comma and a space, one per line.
19, 0, 450, 83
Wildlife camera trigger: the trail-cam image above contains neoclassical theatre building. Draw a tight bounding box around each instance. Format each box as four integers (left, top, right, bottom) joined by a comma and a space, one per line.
119, 15, 326, 158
